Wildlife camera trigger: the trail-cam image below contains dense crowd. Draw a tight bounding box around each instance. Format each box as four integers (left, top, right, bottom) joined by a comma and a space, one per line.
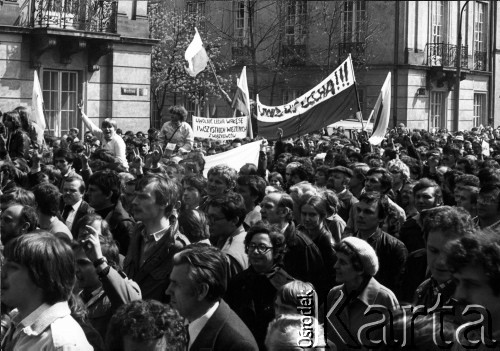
1, 103, 500, 350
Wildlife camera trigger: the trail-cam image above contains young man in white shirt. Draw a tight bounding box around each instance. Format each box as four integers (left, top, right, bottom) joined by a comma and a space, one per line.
1, 232, 92, 350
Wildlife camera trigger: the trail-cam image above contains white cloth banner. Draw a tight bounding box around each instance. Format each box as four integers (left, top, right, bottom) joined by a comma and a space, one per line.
256, 56, 355, 122
203, 141, 261, 177
185, 27, 209, 77
482, 139, 490, 157
32, 70, 46, 130
192, 116, 248, 140
368, 72, 392, 146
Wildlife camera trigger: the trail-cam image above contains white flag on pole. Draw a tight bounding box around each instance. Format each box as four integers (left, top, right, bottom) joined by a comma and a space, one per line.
185, 28, 209, 77
32, 70, 46, 130
232, 66, 251, 116
368, 72, 392, 146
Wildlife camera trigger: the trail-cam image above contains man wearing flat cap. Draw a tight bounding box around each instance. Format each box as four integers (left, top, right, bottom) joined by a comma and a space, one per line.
327, 166, 358, 222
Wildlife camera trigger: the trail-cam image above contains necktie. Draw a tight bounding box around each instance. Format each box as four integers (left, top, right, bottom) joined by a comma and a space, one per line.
62, 205, 73, 221
185, 324, 190, 351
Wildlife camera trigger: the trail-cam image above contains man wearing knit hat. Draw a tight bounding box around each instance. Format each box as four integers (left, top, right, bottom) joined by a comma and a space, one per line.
325, 236, 399, 350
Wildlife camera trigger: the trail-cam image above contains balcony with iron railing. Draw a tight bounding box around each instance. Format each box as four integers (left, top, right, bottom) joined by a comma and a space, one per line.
426, 43, 468, 69
338, 42, 366, 65
474, 51, 487, 71
22, 0, 117, 33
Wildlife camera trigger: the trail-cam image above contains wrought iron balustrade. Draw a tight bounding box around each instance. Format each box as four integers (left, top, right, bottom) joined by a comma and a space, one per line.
427, 43, 468, 69
473, 51, 487, 71
31, 0, 117, 33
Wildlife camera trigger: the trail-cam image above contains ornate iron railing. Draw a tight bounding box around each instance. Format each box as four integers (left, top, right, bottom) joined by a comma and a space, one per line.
426, 43, 468, 69
31, 0, 117, 33
281, 44, 306, 66
473, 51, 487, 71
338, 41, 366, 65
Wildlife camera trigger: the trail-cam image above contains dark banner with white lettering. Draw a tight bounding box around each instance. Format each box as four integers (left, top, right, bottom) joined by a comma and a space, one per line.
257, 85, 358, 140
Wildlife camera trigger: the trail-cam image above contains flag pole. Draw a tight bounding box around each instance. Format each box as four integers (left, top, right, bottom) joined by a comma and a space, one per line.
207, 58, 232, 107
349, 54, 364, 132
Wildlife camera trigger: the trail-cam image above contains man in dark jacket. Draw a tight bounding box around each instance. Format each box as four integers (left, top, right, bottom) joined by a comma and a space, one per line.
413, 206, 475, 308
123, 175, 188, 302
166, 245, 258, 351
260, 192, 328, 299
87, 170, 134, 254
61, 175, 94, 237
353, 191, 408, 298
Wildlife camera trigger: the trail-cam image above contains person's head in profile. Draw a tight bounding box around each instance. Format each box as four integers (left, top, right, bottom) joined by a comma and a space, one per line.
265, 314, 325, 351
106, 300, 186, 351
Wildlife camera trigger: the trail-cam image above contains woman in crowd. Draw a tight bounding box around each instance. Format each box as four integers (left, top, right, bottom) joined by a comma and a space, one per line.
159, 105, 194, 154
326, 237, 398, 350
225, 222, 294, 350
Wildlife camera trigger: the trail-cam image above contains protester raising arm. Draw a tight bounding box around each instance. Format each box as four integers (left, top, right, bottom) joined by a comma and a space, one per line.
80, 223, 142, 309
78, 102, 103, 137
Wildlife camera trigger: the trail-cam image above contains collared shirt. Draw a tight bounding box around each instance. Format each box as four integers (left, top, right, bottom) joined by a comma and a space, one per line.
140, 220, 170, 265
221, 225, 249, 272
65, 199, 83, 231
187, 301, 220, 350
2, 302, 92, 351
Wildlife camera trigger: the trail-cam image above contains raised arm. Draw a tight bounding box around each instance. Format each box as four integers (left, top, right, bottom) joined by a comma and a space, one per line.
77, 102, 101, 134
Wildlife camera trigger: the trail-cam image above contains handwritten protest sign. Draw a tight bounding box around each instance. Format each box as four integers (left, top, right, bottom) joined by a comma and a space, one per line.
256, 57, 355, 122
192, 116, 248, 140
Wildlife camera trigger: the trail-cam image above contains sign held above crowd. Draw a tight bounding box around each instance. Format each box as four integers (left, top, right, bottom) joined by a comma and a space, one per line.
256, 56, 360, 140
192, 116, 248, 141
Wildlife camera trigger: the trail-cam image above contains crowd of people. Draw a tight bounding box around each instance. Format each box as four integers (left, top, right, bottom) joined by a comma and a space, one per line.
1, 103, 500, 350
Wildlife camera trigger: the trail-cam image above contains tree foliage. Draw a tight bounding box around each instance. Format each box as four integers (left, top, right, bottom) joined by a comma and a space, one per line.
148, 2, 232, 119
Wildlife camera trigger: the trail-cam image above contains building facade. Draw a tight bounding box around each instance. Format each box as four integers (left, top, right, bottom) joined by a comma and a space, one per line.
165, 1, 499, 131
0, 0, 154, 136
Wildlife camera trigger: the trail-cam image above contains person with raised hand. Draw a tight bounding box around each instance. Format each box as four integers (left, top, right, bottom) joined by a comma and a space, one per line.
73, 216, 141, 339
